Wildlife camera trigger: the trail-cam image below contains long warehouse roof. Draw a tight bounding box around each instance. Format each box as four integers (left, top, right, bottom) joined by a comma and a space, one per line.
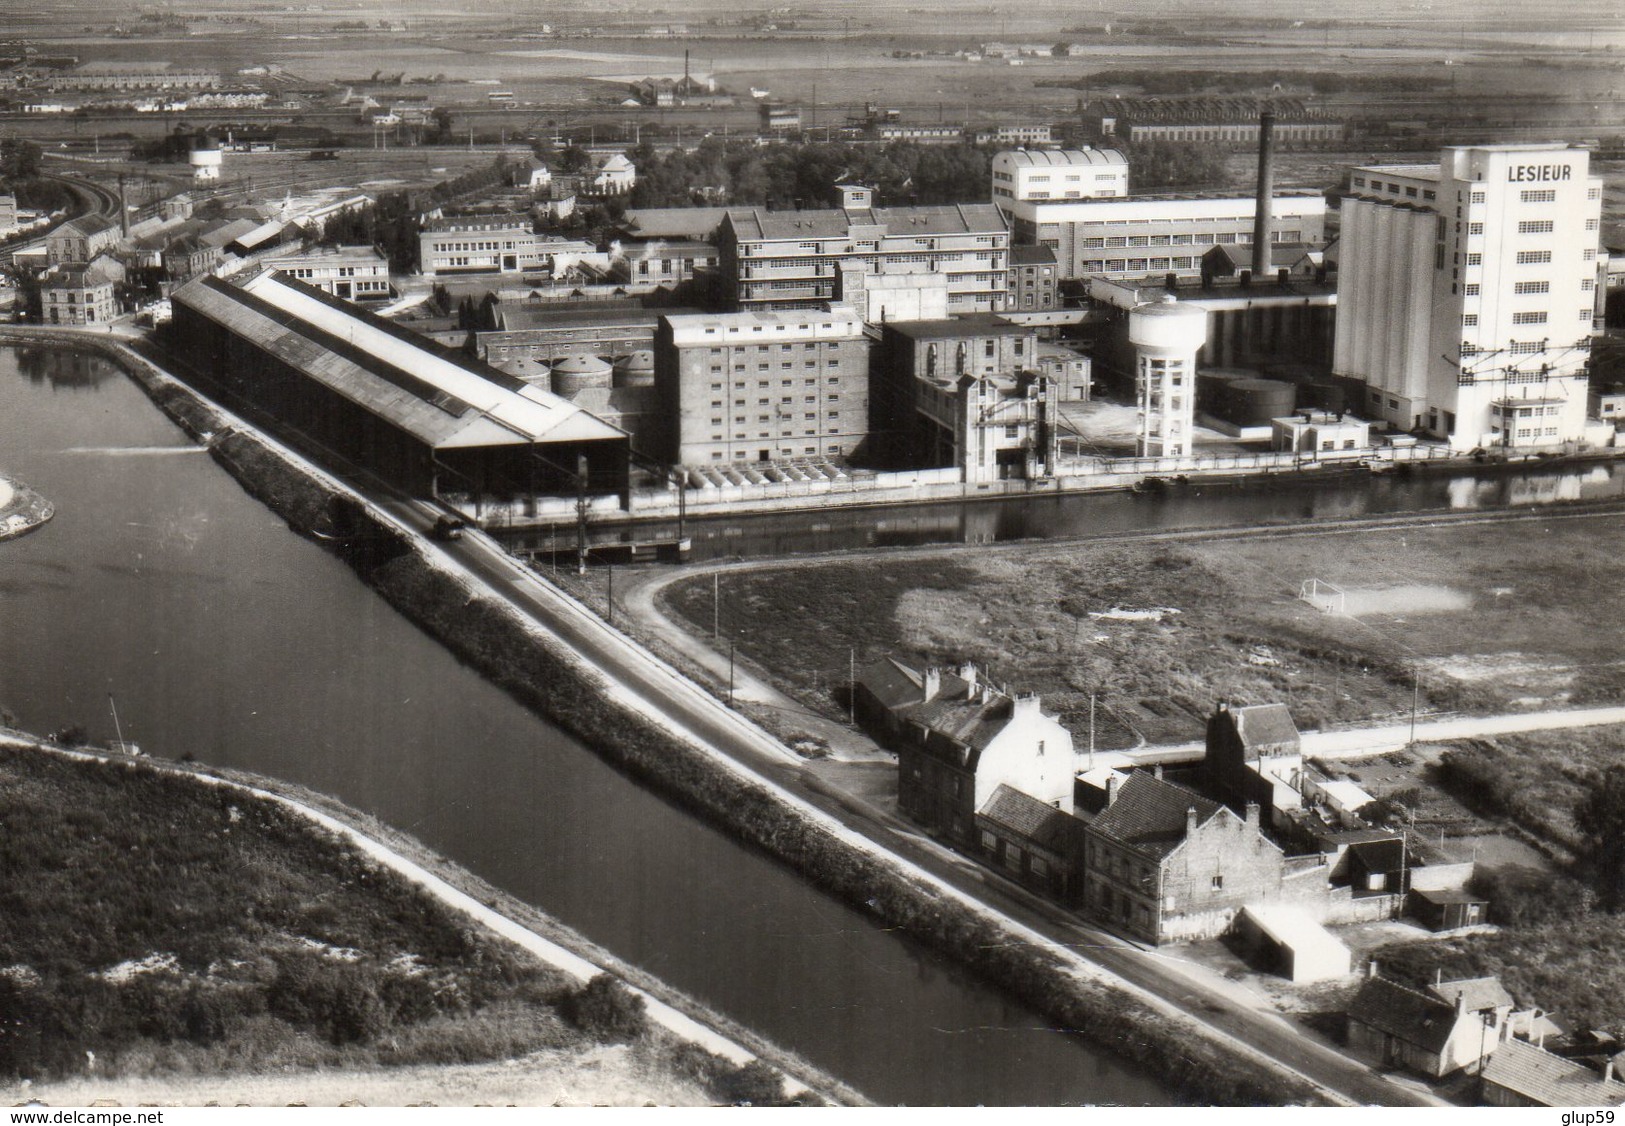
174, 270, 625, 450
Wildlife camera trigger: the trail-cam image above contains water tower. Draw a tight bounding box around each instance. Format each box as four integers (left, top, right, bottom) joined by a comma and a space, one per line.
189, 133, 223, 185
1128, 295, 1207, 458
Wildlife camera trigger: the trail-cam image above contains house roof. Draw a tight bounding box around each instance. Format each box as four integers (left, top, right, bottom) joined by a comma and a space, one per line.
54, 214, 118, 238
1482, 1038, 1625, 1107
1229, 703, 1301, 753
1347, 837, 1406, 873
883, 313, 1027, 341
856, 656, 928, 712
173, 270, 625, 451
909, 691, 1016, 755
1413, 887, 1489, 906
1011, 244, 1057, 267
1430, 977, 1516, 1014
619, 207, 730, 240
1088, 773, 1224, 861
978, 784, 1083, 852
1346, 976, 1464, 1055
998, 148, 1127, 168
724, 202, 1007, 243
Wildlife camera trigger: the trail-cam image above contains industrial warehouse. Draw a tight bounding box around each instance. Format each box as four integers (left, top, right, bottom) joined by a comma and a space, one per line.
169, 271, 631, 510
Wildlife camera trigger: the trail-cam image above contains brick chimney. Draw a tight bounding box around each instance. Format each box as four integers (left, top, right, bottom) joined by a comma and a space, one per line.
1185, 806, 1198, 836
1244, 801, 1260, 828
960, 663, 977, 699
1012, 694, 1041, 718
923, 667, 941, 702
1105, 774, 1121, 805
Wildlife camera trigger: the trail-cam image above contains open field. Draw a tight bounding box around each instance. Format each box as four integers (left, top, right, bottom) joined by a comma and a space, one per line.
666, 513, 1625, 747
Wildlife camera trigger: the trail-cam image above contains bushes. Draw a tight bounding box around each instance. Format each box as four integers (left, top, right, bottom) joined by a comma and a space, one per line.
561, 975, 647, 1043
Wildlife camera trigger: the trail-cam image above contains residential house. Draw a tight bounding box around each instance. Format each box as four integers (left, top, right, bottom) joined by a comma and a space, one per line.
1345, 973, 1501, 1078
1081, 772, 1289, 944
1007, 243, 1060, 311
1202, 701, 1305, 832
1481, 1039, 1625, 1106
591, 153, 636, 196
975, 783, 1088, 904
41, 255, 123, 325
46, 214, 121, 265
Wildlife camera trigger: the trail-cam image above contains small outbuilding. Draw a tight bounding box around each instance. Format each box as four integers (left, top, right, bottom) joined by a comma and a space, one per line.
1230, 904, 1351, 983
1410, 886, 1490, 932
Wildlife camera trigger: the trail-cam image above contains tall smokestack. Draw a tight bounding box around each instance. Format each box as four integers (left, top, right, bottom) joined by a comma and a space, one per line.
684, 49, 690, 85
1250, 110, 1276, 279
116, 173, 129, 238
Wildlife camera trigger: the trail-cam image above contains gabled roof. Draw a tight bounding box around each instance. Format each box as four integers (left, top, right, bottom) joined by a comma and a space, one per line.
1430, 977, 1516, 1014
909, 691, 1015, 755
1089, 773, 1224, 861
1482, 1038, 1625, 1107
1346, 976, 1464, 1055
857, 656, 927, 712
1229, 703, 1300, 752
1347, 837, 1405, 873
978, 784, 1084, 852
53, 214, 118, 238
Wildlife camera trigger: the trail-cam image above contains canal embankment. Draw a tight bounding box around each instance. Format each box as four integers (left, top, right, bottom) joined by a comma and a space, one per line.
2, 326, 1335, 1105
0, 727, 848, 1107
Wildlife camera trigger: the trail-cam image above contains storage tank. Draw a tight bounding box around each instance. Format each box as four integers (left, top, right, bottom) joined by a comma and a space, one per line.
188, 135, 223, 185
1299, 380, 1346, 414
1220, 378, 1296, 426
613, 349, 655, 388
550, 354, 612, 396
1196, 366, 1257, 411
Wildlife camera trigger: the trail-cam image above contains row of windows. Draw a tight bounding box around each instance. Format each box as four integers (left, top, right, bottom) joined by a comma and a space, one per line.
1081, 257, 1199, 273
711, 377, 841, 390
1518, 220, 1555, 234
709, 446, 844, 460
1522, 189, 1557, 203
707, 342, 840, 354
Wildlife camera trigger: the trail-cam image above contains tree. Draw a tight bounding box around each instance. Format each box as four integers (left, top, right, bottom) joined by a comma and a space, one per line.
557, 144, 592, 174
0, 137, 41, 182
1577, 765, 1625, 908
561, 974, 646, 1042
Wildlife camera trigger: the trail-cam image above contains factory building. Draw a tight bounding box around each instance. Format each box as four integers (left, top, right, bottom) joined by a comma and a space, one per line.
998, 189, 1328, 285
990, 148, 1129, 204
1333, 143, 1604, 449
1007, 244, 1061, 311
418, 215, 595, 277
717, 198, 1009, 314
873, 315, 1061, 478
653, 305, 871, 466
261, 245, 392, 301
170, 271, 629, 506
1082, 98, 1345, 147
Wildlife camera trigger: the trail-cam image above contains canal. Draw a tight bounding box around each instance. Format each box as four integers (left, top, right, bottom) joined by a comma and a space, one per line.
0, 346, 1175, 1106
525, 456, 1625, 564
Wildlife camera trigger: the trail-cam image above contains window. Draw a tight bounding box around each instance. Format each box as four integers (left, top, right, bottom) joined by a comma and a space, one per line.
1514, 280, 1549, 294
1471, 190, 1486, 203
1590, 186, 1603, 200
1582, 308, 1595, 322
1464, 283, 1481, 296
1211, 875, 1223, 891
1462, 314, 1478, 327
1519, 220, 1554, 234
1510, 310, 1548, 325
1510, 341, 1543, 354
1468, 222, 1484, 235
1587, 218, 1600, 231
1467, 253, 1483, 266
1517, 250, 1552, 265
1522, 189, 1557, 203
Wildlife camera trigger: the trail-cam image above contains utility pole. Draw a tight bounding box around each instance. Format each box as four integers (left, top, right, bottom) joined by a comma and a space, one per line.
575, 453, 589, 576
728, 639, 736, 707
849, 647, 856, 725
1088, 693, 1096, 769
712, 572, 719, 639
1409, 664, 1421, 744
606, 561, 613, 625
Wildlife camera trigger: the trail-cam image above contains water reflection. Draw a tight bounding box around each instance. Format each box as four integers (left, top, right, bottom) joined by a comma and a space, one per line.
13, 346, 119, 391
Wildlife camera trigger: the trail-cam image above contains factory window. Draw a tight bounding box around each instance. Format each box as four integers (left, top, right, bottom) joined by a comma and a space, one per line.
1471, 191, 1486, 203
1004, 424, 1019, 438
1582, 308, 1596, 322
828, 445, 843, 455
1585, 249, 1598, 260
1105, 236, 1127, 248
1468, 222, 1484, 235
1514, 281, 1549, 294
1519, 220, 1554, 234
1083, 237, 1105, 249
1587, 218, 1600, 231
1215, 233, 1236, 244
1516, 251, 1551, 265
1128, 258, 1148, 272
1466, 253, 1482, 266
1513, 311, 1546, 325
1522, 189, 1557, 203
1424, 190, 1436, 200
1510, 341, 1543, 354
1462, 314, 1478, 326
1590, 187, 1602, 200
1582, 278, 1596, 291
1464, 284, 1481, 296
711, 451, 724, 460
1127, 236, 1148, 247
1352, 177, 1366, 188
1405, 186, 1418, 198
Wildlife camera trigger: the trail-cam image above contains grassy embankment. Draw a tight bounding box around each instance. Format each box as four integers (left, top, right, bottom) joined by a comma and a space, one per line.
666, 519, 1625, 747
1364, 724, 1625, 1039
0, 744, 789, 1104
100, 339, 1329, 1105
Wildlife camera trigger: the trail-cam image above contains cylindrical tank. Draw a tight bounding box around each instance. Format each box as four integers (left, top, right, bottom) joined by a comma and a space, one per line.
1196, 366, 1257, 411
189, 144, 223, 184
1220, 378, 1296, 426
613, 349, 655, 388
1127, 296, 1208, 355
549, 354, 612, 396
1300, 380, 1346, 414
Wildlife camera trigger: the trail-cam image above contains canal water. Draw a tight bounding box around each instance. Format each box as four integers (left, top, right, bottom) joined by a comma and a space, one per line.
592, 459, 1625, 563
0, 346, 1173, 1106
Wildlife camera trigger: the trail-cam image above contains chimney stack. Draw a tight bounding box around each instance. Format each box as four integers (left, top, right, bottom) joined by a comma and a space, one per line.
1185, 806, 1198, 836
923, 667, 941, 702
117, 173, 129, 238
1105, 773, 1121, 805
1605, 1059, 1615, 1085
1250, 110, 1276, 279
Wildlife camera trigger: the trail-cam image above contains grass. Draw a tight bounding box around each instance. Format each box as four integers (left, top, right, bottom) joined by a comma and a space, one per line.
1431, 726, 1625, 857
664, 517, 1625, 745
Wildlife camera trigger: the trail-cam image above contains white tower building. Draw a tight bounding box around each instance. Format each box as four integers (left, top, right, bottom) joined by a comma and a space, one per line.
1334, 143, 1603, 450
1128, 295, 1207, 458
189, 138, 223, 185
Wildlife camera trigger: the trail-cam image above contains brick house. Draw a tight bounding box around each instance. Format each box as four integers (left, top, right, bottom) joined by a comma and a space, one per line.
1481, 1038, 1625, 1107
1081, 772, 1288, 944
1345, 973, 1500, 1079
46, 214, 120, 266
975, 783, 1088, 903
41, 255, 123, 325
1202, 701, 1305, 832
